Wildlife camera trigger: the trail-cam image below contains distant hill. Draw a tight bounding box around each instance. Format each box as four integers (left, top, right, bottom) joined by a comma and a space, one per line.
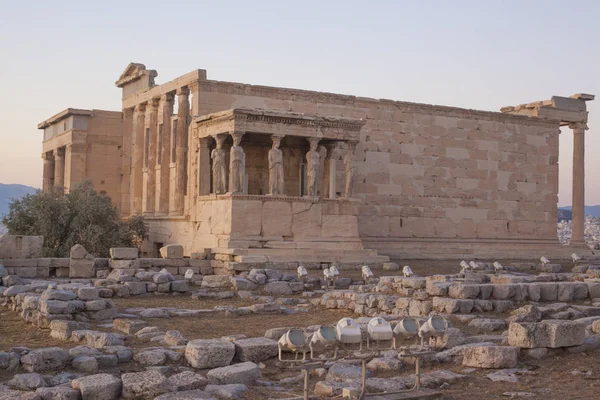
559, 205, 600, 218
0, 183, 38, 218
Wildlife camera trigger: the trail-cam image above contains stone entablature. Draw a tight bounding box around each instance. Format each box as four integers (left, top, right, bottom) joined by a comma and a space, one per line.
193, 108, 364, 141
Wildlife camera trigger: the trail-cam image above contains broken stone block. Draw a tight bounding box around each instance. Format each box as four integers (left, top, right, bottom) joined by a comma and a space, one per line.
167, 371, 208, 391
402, 277, 426, 289
124, 281, 147, 295
71, 373, 122, 400
77, 287, 100, 301
85, 332, 124, 348
165, 330, 188, 346
20, 347, 69, 372
492, 284, 516, 300
432, 297, 474, 314
507, 305, 541, 323
234, 337, 278, 362
71, 356, 99, 373
134, 350, 167, 366
206, 361, 261, 386
69, 258, 94, 278
109, 247, 138, 260
160, 244, 184, 259
171, 280, 189, 292
204, 384, 248, 399
264, 281, 293, 295
449, 283, 480, 299
41, 289, 77, 301
185, 339, 235, 369
462, 346, 518, 369
113, 319, 147, 335
35, 386, 80, 400
468, 318, 507, 333
121, 370, 170, 399
8, 373, 47, 390
70, 244, 89, 260
49, 320, 90, 341
508, 320, 585, 348
0, 351, 20, 371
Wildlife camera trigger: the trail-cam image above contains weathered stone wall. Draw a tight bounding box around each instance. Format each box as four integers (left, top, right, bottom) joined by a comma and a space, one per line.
186, 79, 560, 258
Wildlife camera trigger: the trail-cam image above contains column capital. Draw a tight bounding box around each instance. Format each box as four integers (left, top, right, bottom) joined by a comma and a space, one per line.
133, 103, 146, 113
230, 131, 245, 145
569, 122, 588, 131
42, 152, 53, 161
53, 147, 65, 158
148, 97, 160, 109
322, 142, 338, 159
160, 92, 175, 103
176, 86, 190, 96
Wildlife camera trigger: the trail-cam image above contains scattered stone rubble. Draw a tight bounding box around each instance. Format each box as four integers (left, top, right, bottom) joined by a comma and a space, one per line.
2, 250, 600, 399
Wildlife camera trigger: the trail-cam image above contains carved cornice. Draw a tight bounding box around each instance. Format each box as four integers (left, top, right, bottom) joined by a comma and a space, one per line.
195, 108, 366, 132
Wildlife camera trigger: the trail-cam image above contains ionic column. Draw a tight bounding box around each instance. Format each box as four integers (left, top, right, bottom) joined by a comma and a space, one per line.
323, 143, 337, 199
570, 122, 587, 245
53, 147, 65, 188
229, 132, 246, 194
131, 103, 146, 214
174, 87, 190, 214
42, 152, 54, 191
143, 98, 159, 214
158, 93, 174, 214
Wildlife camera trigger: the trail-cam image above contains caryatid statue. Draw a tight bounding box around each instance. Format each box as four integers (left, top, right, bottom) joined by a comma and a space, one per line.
229, 132, 246, 194
344, 141, 357, 198
306, 138, 321, 197
268, 135, 284, 195
211, 135, 227, 194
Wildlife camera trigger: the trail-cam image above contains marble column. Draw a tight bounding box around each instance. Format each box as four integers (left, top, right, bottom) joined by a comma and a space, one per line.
158, 93, 174, 214
174, 87, 190, 214
53, 147, 65, 188
229, 132, 246, 194
570, 122, 587, 245
143, 98, 159, 214
42, 152, 54, 192
131, 103, 146, 214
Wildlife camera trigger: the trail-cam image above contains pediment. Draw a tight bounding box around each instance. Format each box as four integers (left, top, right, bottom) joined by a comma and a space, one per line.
115, 62, 157, 88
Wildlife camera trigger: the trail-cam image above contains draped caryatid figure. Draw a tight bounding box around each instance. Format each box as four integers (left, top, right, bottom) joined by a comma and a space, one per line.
211, 135, 227, 194
306, 138, 320, 197
344, 141, 357, 198
268, 135, 284, 195
229, 132, 246, 194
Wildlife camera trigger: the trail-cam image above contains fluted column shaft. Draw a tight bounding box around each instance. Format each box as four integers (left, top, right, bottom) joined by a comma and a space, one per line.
174, 87, 190, 214
42, 152, 54, 191
143, 98, 159, 214
131, 103, 146, 214
53, 148, 65, 188
571, 122, 587, 244
158, 93, 174, 214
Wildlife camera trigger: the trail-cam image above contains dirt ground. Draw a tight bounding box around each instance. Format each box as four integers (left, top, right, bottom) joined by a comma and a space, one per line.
132, 308, 355, 345
111, 295, 255, 310
0, 310, 73, 352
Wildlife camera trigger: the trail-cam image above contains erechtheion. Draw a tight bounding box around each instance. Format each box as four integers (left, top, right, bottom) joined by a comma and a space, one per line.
38, 63, 594, 267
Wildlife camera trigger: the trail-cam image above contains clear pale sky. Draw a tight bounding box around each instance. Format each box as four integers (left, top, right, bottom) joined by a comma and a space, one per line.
0, 0, 598, 206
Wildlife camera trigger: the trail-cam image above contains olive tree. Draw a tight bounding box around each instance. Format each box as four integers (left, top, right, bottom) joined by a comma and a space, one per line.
2, 180, 147, 257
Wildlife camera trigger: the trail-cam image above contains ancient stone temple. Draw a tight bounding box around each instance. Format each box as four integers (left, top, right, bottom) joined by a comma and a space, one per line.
38, 62, 594, 265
